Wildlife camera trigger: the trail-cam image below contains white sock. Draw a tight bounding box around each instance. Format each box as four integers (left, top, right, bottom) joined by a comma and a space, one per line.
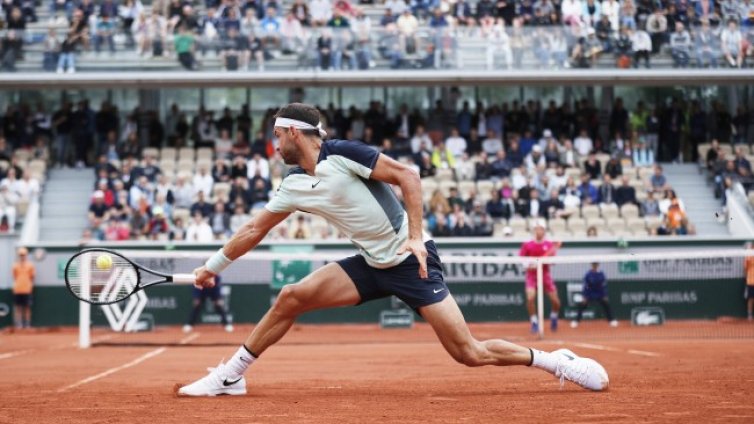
225, 346, 256, 378
550, 312, 558, 320
530, 314, 538, 324
530, 349, 558, 374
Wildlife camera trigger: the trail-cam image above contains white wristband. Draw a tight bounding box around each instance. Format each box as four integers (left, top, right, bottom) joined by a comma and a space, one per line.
205, 248, 232, 275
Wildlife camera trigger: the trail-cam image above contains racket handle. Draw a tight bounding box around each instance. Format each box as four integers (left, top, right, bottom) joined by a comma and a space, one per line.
172, 273, 197, 285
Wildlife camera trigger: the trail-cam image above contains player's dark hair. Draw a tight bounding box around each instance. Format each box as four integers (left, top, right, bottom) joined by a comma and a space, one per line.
274, 103, 322, 138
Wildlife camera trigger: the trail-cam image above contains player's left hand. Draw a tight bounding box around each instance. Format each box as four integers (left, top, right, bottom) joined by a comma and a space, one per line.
192, 265, 216, 289
398, 238, 428, 279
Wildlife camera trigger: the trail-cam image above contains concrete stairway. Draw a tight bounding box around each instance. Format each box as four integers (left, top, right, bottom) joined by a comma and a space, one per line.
38, 168, 95, 241
662, 164, 729, 236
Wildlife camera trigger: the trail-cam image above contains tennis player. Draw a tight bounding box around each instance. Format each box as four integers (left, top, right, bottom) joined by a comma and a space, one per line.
178, 103, 609, 396
519, 220, 562, 333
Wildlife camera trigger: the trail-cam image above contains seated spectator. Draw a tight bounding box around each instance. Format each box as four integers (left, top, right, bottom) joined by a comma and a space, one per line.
583, 152, 602, 180
482, 130, 503, 156
145, 206, 170, 240
431, 141, 456, 170
574, 129, 593, 156
695, 19, 719, 68
209, 201, 231, 239
186, 212, 214, 242
445, 128, 467, 157
615, 175, 637, 206
220, 27, 251, 71
546, 188, 568, 219
670, 22, 692, 68
586, 225, 598, 237
595, 14, 614, 53
327, 9, 350, 28
631, 24, 651, 68
128, 176, 154, 212
396, 9, 419, 53
410, 125, 432, 155
446, 187, 464, 210
431, 213, 451, 237
229, 203, 250, 233
721, 19, 744, 68
468, 201, 493, 236
94, 14, 116, 54
490, 150, 513, 180
598, 174, 616, 205
658, 189, 685, 216
571, 28, 603, 68
524, 145, 546, 173
310, 0, 333, 26
249, 178, 270, 209
577, 173, 599, 205
190, 191, 214, 218
658, 199, 687, 235
520, 188, 548, 219
604, 155, 623, 179
632, 137, 655, 167
614, 26, 633, 67
288, 215, 312, 239
281, 11, 305, 54
88, 190, 109, 227
451, 212, 474, 237
649, 164, 668, 192
260, 7, 282, 46
175, 25, 198, 70
57, 9, 89, 73
559, 139, 579, 168
486, 190, 513, 221
543, 140, 561, 166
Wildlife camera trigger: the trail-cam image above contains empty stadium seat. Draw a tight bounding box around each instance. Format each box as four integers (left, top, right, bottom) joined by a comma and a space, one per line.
567, 217, 587, 234
620, 203, 640, 219
197, 148, 214, 161
600, 203, 620, 219
212, 182, 231, 201
178, 148, 196, 161
458, 181, 476, 199
438, 180, 458, 197
143, 147, 159, 159
581, 204, 601, 220
160, 147, 177, 161
172, 208, 190, 223
435, 168, 455, 182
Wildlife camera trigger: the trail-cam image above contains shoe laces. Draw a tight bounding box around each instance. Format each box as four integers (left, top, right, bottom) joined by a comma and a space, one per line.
555, 356, 588, 389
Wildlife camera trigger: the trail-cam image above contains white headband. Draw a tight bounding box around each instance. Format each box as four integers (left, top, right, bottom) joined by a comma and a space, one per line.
274, 117, 327, 138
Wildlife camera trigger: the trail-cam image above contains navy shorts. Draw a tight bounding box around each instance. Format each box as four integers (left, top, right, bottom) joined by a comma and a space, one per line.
14, 294, 32, 307
337, 240, 449, 312
192, 284, 222, 302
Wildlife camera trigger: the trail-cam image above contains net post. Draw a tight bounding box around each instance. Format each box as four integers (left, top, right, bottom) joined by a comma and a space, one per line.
79, 252, 91, 349
536, 259, 544, 339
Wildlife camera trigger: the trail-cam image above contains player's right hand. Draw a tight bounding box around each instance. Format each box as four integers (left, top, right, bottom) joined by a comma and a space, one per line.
192, 266, 216, 289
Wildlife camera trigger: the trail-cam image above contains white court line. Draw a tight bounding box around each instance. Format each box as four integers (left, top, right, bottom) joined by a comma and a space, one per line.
626, 349, 660, 357
57, 347, 166, 393
0, 350, 33, 360
570, 342, 621, 352
179, 333, 200, 344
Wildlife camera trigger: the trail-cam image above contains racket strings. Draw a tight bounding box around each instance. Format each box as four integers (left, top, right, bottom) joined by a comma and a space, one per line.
67, 253, 138, 303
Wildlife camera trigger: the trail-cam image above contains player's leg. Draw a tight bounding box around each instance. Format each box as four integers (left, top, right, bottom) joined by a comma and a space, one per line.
421, 295, 609, 391
178, 262, 363, 396
599, 297, 617, 326
525, 273, 539, 333
747, 296, 754, 321
544, 277, 560, 331
23, 302, 31, 328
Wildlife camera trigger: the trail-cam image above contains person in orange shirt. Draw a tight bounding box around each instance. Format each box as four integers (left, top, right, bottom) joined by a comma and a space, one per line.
12, 247, 35, 329
745, 242, 754, 322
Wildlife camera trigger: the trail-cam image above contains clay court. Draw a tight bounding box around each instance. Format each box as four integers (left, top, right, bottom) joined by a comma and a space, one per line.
2, 322, 753, 423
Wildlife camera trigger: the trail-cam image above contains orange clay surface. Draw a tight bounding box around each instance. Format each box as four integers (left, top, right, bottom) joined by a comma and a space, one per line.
1, 321, 754, 423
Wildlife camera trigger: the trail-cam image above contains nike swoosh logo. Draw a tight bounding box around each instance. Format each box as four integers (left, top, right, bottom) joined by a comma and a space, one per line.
563, 354, 575, 361
433, 288, 445, 294
223, 377, 243, 386
312, 180, 321, 188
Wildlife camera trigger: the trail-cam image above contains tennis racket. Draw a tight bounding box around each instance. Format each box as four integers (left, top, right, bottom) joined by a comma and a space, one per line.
64, 248, 197, 305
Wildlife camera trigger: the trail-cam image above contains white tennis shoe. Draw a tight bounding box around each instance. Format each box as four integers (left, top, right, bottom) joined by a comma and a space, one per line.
552, 349, 609, 391
177, 362, 247, 397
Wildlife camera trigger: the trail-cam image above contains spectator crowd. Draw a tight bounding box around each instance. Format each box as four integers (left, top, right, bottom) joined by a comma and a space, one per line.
3, 89, 748, 239
1, 0, 754, 72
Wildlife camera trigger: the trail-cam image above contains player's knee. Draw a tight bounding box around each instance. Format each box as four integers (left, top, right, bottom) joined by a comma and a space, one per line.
453, 343, 484, 367
272, 284, 305, 317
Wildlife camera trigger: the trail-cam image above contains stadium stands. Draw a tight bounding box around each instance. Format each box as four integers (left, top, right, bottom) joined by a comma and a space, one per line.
1, 0, 753, 72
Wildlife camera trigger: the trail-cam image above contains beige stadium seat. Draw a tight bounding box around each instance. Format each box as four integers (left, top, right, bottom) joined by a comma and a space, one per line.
635, 190, 648, 202
476, 180, 494, 195
719, 144, 733, 156
565, 167, 582, 180
213, 182, 231, 201
161, 170, 176, 183
177, 160, 194, 174
435, 168, 455, 182
439, 180, 458, 197
697, 143, 711, 161
611, 228, 634, 238
622, 166, 636, 179
492, 221, 508, 237
645, 216, 663, 232
142, 147, 159, 159
160, 159, 176, 172
195, 159, 212, 172
585, 216, 606, 228
197, 147, 214, 161
27, 159, 47, 176
600, 203, 620, 219
458, 181, 476, 199
548, 218, 567, 234
595, 153, 610, 165
172, 208, 190, 223
620, 203, 640, 219
13, 150, 31, 161
421, 178, 438, 191
625, 217, 646, 232
178, 147, 195, 161
509, 217, 528, 234
604, 216, 627, 231
567, 217, 587, 234
581, 204, 601, 220
160, 147, 177, 161
638, 167, 654, 181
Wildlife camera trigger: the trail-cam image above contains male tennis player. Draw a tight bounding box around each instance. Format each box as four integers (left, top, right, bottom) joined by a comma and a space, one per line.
178, 103, 609, 396
520, 220, 562, 334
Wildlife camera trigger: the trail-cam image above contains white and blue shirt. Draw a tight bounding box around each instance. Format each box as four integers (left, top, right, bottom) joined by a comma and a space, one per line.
265, 140, 420, 269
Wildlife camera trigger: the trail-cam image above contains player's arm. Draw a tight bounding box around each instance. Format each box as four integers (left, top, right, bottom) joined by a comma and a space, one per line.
370, 153, 428, 278
193, 209, 290, 287
544, 241, 563, 257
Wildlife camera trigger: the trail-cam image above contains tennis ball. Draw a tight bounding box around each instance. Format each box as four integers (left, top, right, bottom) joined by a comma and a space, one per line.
96, 254, 113, 270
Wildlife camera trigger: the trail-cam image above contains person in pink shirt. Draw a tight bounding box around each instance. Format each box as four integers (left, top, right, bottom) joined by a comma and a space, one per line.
519, 219, 562, 333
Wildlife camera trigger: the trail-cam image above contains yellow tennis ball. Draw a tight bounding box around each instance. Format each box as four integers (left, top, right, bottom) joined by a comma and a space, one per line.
96, 254, 113, 270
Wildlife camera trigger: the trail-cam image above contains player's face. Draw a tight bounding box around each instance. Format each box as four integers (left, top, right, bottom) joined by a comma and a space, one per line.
275, 127, 300, 165
534, 226, 545, 240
